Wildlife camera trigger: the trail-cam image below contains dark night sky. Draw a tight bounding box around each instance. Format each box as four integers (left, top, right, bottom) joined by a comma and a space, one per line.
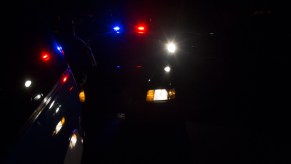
9, 0, 273, 32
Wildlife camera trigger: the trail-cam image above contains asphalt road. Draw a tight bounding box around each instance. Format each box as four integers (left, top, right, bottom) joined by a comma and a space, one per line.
80, 86, 261, 164
79, 62, 281, 164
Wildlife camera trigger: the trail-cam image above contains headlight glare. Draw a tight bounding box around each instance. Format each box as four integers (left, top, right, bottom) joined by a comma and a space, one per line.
146, 88, 175, 102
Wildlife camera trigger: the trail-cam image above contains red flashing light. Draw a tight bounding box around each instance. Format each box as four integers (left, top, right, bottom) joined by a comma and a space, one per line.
41, 52, 50, 61
136, 24, 147, 34
138, 26, 145, 30
62, 75, 69, 83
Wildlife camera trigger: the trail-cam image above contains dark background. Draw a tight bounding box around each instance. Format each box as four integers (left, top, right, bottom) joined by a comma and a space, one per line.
5, 0, 288, 163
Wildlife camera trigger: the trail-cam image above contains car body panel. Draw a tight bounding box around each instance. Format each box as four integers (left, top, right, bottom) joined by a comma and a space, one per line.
1, 11, 84, 163
3, 69, 83, 164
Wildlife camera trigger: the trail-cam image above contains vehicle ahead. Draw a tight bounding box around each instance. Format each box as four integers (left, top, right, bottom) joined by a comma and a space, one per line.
89, 28, 179, 120
0, 11, 84, 164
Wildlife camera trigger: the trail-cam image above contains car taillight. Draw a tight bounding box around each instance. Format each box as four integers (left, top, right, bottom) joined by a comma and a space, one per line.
61, 74, 69, 84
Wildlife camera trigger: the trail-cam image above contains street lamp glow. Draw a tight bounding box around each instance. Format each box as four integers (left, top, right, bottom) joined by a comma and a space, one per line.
164, 66, 171, 73
25, 80, 32, 88
166, 42, 176, 53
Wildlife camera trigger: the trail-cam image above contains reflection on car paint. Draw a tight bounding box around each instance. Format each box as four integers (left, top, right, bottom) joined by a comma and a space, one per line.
53, 117, 65, 136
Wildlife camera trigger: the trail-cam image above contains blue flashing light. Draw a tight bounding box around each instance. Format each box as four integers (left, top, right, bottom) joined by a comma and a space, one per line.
113, 26, 121, 34
55, 43, 64, 55
113, 26, 120, 31
57, 46, 62, 51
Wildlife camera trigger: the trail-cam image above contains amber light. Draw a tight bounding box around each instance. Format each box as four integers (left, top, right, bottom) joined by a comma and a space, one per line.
79, 90, 86, 103
168, 89, 176, 99
146, 90, 154, 102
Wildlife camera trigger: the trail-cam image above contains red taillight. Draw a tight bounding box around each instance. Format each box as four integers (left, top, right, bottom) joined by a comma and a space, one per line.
62, 74, 69, 83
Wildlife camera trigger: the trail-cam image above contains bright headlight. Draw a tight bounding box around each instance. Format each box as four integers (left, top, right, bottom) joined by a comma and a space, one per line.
146, 88, 176, 102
